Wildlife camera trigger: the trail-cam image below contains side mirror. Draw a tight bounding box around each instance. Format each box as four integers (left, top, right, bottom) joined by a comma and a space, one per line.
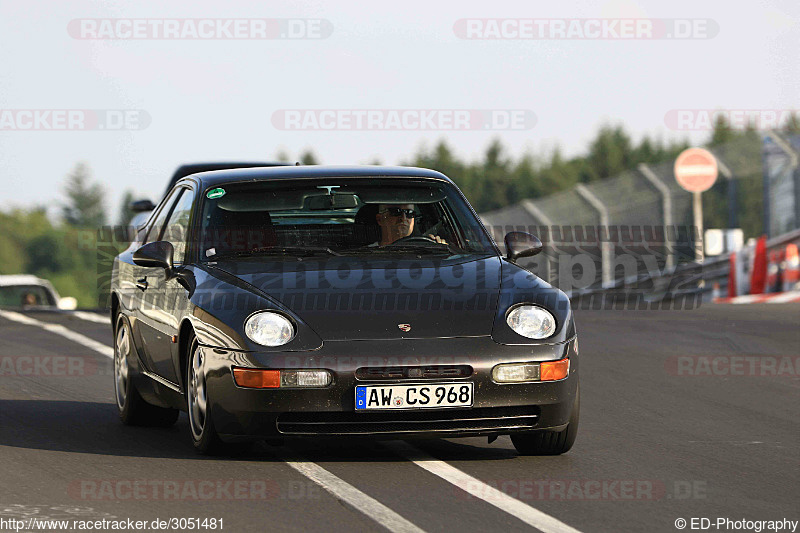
130, 199, 156, 212
504, 231, 543, 262
133, 241, 174, 272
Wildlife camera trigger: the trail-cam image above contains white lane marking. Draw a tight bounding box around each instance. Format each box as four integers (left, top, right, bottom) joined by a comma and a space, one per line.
0, 310, 113, 359
284, 460, 426, 533
73, 311, 110, 324
387, 442, 583, 533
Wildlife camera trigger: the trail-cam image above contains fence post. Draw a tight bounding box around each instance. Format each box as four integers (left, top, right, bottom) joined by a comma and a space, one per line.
521, 199, 553, 228
575, 184, 613, 288
638, 163, 675, 271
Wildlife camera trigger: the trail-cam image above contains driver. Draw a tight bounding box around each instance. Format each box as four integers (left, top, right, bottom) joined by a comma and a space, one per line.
20, 292, 37, 308
374, 203, 446, 246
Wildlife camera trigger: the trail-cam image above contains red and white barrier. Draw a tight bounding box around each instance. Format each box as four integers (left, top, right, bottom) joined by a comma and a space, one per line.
749, 236, 768, 294
783, 243, 799, 292
713, 290, 800, 304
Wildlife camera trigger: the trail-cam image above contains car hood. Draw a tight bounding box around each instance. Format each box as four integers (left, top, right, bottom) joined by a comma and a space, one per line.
210, 255, 502, 340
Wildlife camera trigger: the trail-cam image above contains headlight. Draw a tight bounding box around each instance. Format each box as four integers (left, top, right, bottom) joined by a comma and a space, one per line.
506, 305, 556, 339
244, 312, 295, 346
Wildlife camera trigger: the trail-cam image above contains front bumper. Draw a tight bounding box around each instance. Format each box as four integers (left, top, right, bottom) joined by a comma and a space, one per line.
201, 335, 579, 439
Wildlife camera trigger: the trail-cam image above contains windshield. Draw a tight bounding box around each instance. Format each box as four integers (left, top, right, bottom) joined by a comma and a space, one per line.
199, 178, 496, 260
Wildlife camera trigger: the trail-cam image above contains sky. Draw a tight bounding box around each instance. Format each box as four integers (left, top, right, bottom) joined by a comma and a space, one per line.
0, 0, 797, 220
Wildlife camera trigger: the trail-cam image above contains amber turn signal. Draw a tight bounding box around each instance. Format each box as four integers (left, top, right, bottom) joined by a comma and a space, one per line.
233, 368, 281, 388
540, 357, 570, 381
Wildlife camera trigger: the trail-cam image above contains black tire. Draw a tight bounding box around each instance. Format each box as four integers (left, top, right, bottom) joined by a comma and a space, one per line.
114, 315, 179, 427
511, 384, 580, 456
185, 332, 251, 455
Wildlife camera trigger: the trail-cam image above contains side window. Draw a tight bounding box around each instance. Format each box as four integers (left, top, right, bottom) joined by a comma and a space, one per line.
162, 188, 195, 263
145, 189, 181, 244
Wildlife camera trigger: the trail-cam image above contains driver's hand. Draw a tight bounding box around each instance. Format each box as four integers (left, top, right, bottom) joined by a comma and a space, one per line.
425, 234, 447, 244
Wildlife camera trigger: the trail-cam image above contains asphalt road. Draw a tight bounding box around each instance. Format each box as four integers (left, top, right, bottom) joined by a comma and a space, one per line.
0, 304, 798, 533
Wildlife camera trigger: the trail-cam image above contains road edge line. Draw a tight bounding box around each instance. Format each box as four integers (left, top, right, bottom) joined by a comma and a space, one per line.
0, 310, 114, 359
73, 311, 110, 324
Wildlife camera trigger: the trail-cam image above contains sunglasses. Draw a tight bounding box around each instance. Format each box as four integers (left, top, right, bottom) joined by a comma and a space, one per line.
381, 208, 417, 218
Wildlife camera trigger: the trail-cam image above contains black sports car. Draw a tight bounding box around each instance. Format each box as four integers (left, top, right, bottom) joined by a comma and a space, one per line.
110, 166, 579, 454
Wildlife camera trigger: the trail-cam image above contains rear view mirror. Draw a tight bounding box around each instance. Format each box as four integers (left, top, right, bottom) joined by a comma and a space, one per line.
305, 193, 359, 210
504, 232, 543, 262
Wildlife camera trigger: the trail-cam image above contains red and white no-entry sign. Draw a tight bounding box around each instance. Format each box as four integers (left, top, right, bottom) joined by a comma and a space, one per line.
674, 148, 718, 193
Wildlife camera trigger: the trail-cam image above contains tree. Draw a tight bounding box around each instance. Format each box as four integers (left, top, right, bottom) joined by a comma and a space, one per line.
476, 139, 513, 211
539, 147, 579, 194
117, 190, 135, 226
709, 115, 735, 146
784, 112, 800, 134
511, 153, 539, 200
585, 125, 633, 181
62, 163, 106, 228
300, 150, 319, 165
25, 233, 76, 274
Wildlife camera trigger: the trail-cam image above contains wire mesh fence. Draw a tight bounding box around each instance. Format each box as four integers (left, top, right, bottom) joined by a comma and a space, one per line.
478, 134, 795, 297
763, 133, 800, 238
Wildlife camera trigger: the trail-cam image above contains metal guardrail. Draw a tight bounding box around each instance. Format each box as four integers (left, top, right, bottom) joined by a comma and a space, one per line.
567, 227, 800, 304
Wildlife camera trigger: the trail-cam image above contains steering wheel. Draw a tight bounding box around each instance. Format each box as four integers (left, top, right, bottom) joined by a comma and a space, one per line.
388, 235, 439, 246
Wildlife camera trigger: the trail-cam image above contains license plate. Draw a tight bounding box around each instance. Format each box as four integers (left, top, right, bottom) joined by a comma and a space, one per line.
355, 383, 473, 410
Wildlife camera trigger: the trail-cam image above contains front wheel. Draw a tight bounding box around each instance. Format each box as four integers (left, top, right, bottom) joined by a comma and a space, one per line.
511, 384, 580, 455
114, 315, 179, 427
186, 334, 249, 455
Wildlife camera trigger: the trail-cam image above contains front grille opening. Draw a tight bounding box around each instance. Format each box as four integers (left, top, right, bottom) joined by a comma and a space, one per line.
276, 406, 539, 435
355, 365, 473, 381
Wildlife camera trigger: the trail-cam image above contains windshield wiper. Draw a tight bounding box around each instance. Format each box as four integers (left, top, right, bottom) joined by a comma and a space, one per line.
208, 246, 341, 260
376, 244, 456, 255
278, 246, 342, 257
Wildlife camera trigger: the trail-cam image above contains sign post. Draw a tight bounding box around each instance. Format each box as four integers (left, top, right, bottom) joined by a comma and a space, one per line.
674, 148, 719, 263
693, 191, 704, 262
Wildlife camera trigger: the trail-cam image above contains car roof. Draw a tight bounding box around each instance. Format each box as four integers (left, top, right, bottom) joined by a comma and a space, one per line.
0, 275, 59, 297
165, 162, 290, 196
0, 274, 50, 287
182, 165, 454, 190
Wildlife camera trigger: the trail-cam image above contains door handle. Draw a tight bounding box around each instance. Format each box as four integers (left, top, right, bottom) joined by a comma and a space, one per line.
136, 278, 149, 291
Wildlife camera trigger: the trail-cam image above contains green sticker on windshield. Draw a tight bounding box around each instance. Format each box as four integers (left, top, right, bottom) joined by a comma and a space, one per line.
206, 188, 226, 199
